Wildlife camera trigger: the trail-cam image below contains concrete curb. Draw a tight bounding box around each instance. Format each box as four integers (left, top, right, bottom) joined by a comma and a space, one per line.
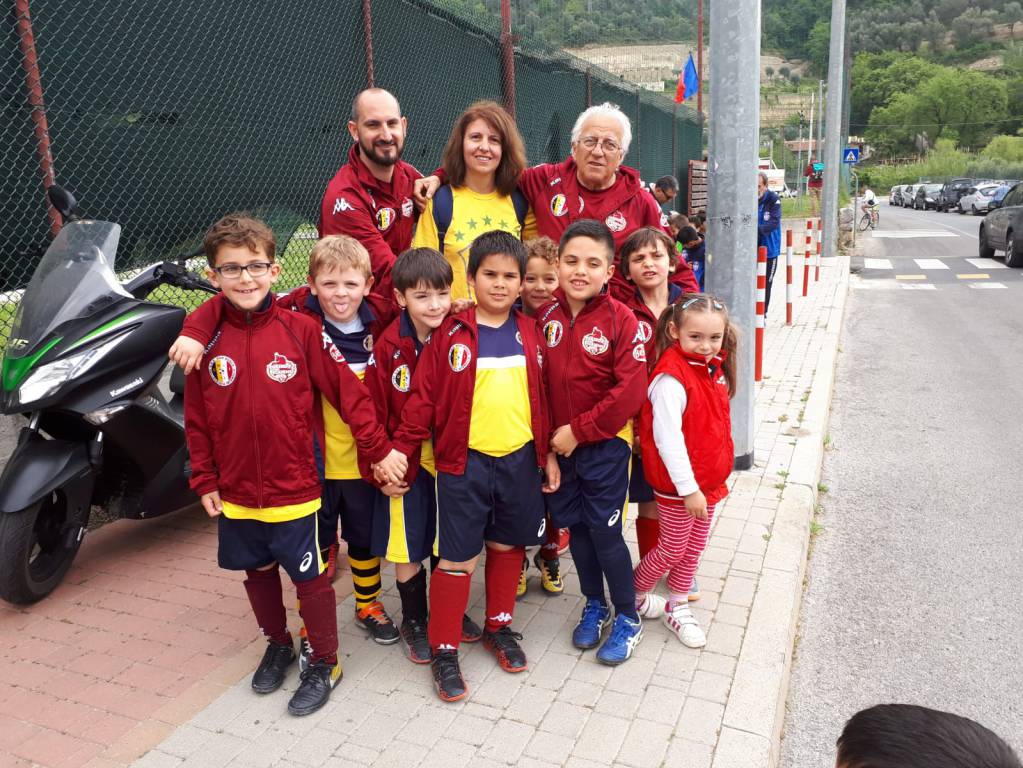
712, 253, 851, 768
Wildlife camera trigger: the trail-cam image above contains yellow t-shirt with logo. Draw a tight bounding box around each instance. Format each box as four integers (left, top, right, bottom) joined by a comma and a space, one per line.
468, 317, 533, 457
412, 186, 537, 301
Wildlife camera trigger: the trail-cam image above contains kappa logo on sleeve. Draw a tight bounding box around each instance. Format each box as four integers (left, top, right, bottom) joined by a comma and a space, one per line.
208, 355, 237, 386
581, 327, 609, 356
449, 344, 472, 372
332, 197, 354, 215
266, 353, 298, 383
391, 364, 411, 392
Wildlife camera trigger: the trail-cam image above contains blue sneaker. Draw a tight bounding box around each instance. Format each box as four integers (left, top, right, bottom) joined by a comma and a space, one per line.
596, 614, 643, 666
572, 598, 612, 649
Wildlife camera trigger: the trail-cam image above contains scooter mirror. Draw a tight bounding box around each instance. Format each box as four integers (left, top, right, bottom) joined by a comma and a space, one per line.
47, 185, 79, 220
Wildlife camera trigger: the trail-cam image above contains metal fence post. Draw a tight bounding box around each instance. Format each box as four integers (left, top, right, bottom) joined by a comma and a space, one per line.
362, 0, 375, 87
500, 0, 516, 119
15, 0, 61, 235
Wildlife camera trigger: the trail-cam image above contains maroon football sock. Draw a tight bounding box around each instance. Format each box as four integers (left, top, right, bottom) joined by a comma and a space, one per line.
295, 572, 338, 666
243, 566, 291, 646
484, 546, 525, 633
428, 569, 471, 653
540, 513, 560, 559
636, 517, 661, 561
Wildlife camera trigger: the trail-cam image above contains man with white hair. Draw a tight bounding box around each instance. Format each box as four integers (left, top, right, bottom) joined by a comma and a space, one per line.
418, 103, 698, 297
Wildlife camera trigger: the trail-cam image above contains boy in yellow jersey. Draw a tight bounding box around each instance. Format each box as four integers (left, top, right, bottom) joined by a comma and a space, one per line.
183, 215, 405, 716
174, 236, 402, 647
392, 231, 559, 702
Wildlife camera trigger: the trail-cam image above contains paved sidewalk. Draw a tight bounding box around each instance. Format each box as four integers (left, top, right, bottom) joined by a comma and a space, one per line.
0, 230, 848, 768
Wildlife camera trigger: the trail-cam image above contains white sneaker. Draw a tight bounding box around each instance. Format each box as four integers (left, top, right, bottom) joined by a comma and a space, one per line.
636, 593, 667, 619
664, 603, 706, 648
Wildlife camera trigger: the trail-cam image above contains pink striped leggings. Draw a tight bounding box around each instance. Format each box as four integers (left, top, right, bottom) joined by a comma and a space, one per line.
633, 492, 715, 596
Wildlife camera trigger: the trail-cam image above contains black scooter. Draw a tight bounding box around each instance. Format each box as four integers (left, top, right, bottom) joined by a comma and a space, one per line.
0, 187, 217, 603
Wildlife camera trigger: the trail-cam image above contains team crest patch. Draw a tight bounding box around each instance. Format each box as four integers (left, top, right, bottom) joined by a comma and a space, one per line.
660, 212, 670, 228
581, 327, 610, 356
605, 210, 627, 232
550, 194, 568, 217
208, 355, 236, 387
328, 342, 345, 363
449, 344, 471, 372
515, 331, 523, 345
376, 207, 396, 231
266, 353, 298, 383
632, 343, 647, 362
363, 335, 374, 352
391, 364, 411, 392
633, 321, 652, 344
401, 197, 414, 217
543, 320, 563, 348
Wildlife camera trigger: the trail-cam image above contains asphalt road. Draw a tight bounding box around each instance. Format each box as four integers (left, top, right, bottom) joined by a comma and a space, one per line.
779, 201, 1023, 765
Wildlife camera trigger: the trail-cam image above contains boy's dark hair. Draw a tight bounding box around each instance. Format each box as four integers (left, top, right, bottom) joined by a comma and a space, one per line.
836, 705, 1021, 768
678, 225, 701, 245
654, 175, 679, 195
620, 226, 677, 276
467, 230, 527, 277
559, 220, 615, 265
203, 213, 276, 267
690, 213, 705, 227
392, 247, 454, 292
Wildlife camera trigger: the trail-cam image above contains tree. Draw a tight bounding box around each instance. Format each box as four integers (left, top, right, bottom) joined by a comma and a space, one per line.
779, 65, 790, 79
951, 8, 998, 46
765, 65, 775, 80
982, 134, 1023, 162
790, 73, 802, 88
912, 68, 1008, 147
850, 53, 943, 128
866, 92, 921, 156
806, 20, 830, 77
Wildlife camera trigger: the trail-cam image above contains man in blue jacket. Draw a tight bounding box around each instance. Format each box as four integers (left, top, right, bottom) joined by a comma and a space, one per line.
757, 173, 782, 317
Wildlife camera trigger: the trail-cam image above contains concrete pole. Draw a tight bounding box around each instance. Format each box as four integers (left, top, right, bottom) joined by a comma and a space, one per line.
817, 79, 824, 161
706, 0, 760, 470
821, 0, 847, 258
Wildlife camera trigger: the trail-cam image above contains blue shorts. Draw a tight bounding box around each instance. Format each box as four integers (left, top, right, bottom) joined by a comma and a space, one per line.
436, 442, 546, 562
371, 469, 437, 564
217, 513, 324, 582
547, 438, 631, 532
629, 454, 655, 504
322, 479, 376, 551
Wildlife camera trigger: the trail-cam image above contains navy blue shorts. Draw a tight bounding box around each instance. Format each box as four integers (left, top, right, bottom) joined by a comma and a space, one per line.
217, 513, 324, 582
322, 479, 376, 551
629, 454, 655, 504
436, 442, 546, 562
371, 469, 437, 564
547, 438, 631, 532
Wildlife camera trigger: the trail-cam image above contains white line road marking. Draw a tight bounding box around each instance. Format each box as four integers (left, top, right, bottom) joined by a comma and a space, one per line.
873, 230, 958, 239
914, 259, 949, 269
968, 282, 1007, 289
863, 258, 893, 270
901, 284, 938, 290
965, 258, 1007, 269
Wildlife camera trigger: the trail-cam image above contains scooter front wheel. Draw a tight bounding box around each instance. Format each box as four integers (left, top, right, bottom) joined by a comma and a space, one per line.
0, 490, 86, 604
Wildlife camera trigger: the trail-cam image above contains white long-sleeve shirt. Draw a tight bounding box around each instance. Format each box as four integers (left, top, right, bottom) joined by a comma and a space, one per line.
648, 373, 699, 498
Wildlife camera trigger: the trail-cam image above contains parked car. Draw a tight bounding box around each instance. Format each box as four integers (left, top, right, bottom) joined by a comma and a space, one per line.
987, 181, 1021, 211
888, 186, 901, 205
913, 183, 943, 210
937, 178, 975, 212
902, 184, 920, 207
978, 182, 1023, 267
958, 183, 1000, 215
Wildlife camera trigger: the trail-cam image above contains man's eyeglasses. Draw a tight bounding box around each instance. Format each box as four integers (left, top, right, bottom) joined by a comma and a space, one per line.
213, 262, 273, 278
578, 136, 622, 154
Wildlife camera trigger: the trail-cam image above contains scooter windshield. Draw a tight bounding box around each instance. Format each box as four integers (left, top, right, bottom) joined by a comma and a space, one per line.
7, 220, 131, 358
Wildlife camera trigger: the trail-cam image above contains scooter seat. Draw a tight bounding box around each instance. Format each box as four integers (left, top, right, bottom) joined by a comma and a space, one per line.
169, 366, 186, 396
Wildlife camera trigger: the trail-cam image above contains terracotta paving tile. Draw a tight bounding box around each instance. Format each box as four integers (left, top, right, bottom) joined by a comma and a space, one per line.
0, 687, 54, 721
66, 710, 138, 745
117, 663, 188, 696
53, 739, 106, 768
100, 718, 175, 763
23, 616, 90, 644
12, 726, 89, 767
48, 669, 101, 701
0, 713, 42, 750
82, 756, 127, 768
23, 696, 97, 735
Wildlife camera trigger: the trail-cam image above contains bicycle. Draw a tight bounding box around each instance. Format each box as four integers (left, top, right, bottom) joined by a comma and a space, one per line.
858, 203, 880, 231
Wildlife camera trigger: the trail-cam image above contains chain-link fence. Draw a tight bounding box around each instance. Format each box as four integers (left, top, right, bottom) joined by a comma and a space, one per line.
3, 0, 703, 338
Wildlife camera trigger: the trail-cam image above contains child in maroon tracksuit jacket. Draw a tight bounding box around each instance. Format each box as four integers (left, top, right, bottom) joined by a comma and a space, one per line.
183, 214, 405, 717
539, 220, 648, 666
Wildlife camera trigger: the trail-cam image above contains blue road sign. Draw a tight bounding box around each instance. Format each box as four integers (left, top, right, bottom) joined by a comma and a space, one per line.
842, 147, 860, 164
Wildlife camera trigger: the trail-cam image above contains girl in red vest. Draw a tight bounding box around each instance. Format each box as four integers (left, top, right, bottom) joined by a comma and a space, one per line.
633, 294, 737, 648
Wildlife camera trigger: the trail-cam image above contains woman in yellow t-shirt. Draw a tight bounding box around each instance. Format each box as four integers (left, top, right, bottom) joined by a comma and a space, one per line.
412, 101, 535, 301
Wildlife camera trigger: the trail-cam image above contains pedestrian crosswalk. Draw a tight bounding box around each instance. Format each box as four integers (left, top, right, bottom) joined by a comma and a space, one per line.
853, 255, 1020, 291
861, 257, 1011, 271
871, 230, 958, 239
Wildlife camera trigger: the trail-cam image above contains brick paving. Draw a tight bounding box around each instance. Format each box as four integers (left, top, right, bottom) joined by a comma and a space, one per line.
0, 227, 847, 768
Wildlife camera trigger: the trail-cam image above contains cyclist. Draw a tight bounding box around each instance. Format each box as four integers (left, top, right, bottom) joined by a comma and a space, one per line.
860, 187, 878, 216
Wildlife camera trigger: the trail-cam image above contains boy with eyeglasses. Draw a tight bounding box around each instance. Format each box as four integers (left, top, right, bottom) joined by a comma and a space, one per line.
182, 214, 406, 716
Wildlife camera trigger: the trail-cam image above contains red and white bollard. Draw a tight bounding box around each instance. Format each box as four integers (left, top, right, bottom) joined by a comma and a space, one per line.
755, 246, 767, 382
785, 229, 793, 326
803, 219, 812, 297
815, 217, 822, 282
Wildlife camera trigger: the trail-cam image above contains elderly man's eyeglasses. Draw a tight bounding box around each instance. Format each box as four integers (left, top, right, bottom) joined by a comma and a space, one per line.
214, 262, 273, 279
578, 136, 622, 154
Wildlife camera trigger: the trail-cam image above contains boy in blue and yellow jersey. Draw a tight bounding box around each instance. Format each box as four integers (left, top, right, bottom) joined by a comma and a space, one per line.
392, 231, 560, 703
363, 247, 483, 664
182, 214, 406, 717
174, 235, 402, 647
